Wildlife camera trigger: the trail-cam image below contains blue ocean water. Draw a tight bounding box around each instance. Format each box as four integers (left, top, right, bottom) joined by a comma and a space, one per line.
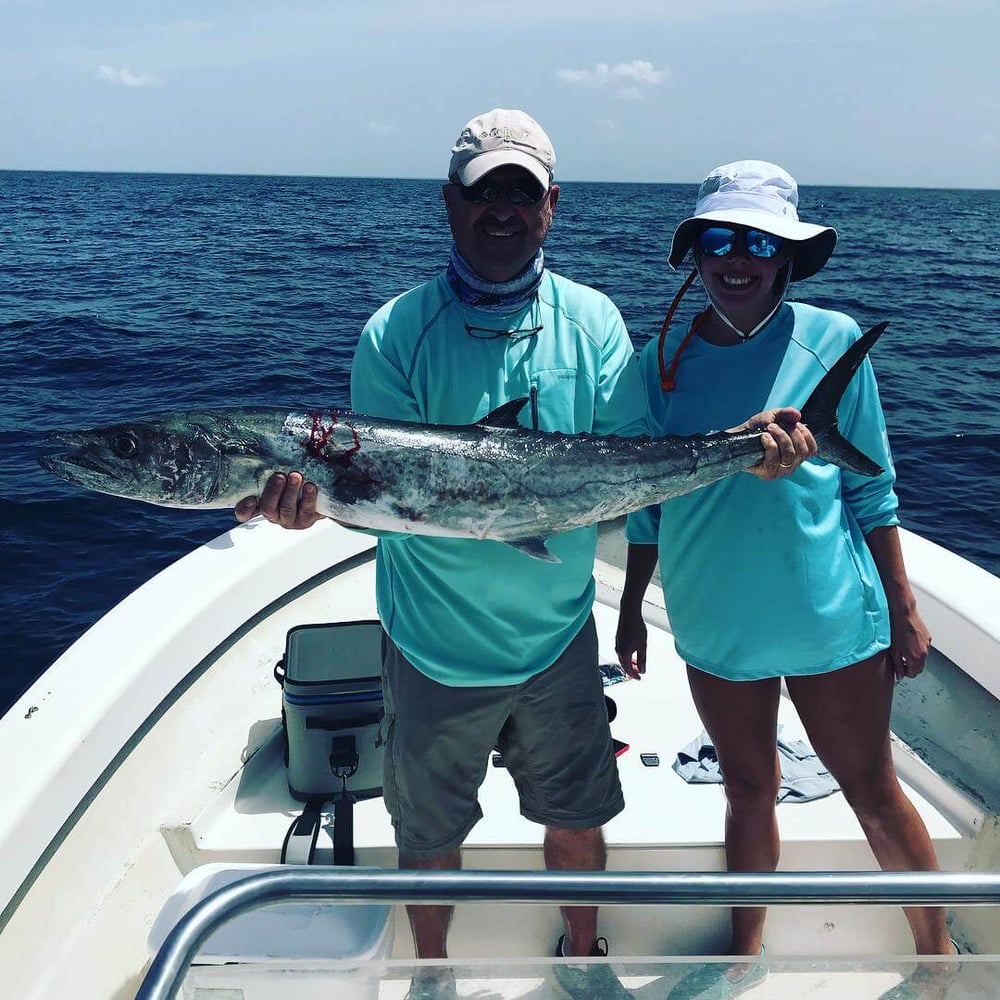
1, 172, 998, 716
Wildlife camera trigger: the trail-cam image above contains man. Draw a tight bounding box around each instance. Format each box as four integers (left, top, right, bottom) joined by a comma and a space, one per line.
237, 109, 813, 997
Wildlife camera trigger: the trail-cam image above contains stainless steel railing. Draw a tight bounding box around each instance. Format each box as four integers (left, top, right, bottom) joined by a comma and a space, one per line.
137, 867, 1000, 1000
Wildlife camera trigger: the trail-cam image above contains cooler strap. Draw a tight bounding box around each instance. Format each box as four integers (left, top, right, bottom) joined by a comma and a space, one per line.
280, 795, 355, 866
280, 798, 323, 865
332, 796, 354, 867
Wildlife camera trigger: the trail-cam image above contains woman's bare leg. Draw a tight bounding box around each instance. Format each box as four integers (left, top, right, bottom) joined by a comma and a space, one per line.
787, 653, 951, 954
686, 666, 783, 955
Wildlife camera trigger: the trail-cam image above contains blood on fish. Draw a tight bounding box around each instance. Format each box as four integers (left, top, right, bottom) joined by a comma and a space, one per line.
302, 411, 361, 463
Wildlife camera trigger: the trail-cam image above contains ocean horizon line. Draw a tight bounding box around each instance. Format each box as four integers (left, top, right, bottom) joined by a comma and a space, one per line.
2, 166, 997, 194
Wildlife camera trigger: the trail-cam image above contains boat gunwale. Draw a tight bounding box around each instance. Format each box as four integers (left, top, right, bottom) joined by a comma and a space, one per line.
0, 519, 376, 925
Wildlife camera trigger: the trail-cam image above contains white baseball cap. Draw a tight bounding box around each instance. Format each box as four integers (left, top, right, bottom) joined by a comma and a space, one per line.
448, 109, 556, 189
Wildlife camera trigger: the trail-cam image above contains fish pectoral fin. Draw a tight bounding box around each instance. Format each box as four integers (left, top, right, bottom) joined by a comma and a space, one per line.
507, 537, 561, 563
476, 398, 529, 429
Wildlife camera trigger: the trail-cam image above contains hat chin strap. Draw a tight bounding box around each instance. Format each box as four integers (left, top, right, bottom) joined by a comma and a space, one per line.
698, 262, 792, 342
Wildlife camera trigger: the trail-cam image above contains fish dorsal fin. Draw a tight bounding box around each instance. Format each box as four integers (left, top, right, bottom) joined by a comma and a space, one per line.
476, 398, 528, 429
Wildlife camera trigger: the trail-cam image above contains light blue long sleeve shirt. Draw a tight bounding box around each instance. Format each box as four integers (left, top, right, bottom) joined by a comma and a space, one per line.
351, 270, 646, 687
626, 302, 898, 680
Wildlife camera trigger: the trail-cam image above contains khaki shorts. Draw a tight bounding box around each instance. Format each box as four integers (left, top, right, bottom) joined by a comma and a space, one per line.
381, 615, 624, 858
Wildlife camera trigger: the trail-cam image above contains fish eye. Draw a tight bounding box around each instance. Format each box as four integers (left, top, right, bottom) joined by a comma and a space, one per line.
110, 431, 141, 458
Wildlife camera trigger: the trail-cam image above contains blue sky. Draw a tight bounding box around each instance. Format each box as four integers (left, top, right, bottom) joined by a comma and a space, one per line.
1, 0, 997, 188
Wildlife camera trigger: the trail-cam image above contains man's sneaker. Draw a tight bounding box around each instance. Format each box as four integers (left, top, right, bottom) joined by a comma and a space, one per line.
403, 966, 459, 1000
553, 934, 634, 999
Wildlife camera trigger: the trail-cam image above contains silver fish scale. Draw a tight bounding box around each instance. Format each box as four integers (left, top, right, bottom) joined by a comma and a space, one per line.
301, 416, 767, 543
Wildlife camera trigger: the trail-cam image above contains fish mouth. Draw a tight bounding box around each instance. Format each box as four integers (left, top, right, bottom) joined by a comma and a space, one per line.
38, 448, 115, 482
40, 430, 120, 481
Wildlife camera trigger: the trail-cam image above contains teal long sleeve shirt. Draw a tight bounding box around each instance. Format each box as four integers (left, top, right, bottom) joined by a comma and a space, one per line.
626, 302, 898, 680
351, 270, 646, 687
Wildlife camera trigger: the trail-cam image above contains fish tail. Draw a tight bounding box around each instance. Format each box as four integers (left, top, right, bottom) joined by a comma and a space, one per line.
800, 322, 888, 477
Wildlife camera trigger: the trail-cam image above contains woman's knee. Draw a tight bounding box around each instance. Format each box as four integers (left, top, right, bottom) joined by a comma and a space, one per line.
838, 771, 904, 821
722, 767, 782, 813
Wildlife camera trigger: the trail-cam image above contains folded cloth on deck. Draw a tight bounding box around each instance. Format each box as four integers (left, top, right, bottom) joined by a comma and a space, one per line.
673, 727, 841, 803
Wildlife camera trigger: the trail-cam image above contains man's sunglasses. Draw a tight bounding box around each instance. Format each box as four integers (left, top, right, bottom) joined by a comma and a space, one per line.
456, 176, 547, 206
698, 226, 784, 259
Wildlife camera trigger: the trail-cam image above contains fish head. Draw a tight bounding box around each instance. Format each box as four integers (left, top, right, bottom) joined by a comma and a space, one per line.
39, 412, 232, 507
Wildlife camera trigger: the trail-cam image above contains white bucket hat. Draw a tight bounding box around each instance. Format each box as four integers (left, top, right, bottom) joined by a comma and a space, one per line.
448, 109, 555, 190
668, 160, 837, 281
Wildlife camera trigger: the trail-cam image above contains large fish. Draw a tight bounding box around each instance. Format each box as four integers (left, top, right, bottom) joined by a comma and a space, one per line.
40, 323, 887, 562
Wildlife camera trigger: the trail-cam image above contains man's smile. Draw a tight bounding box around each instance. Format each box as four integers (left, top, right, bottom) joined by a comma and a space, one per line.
480, 219, 521, 239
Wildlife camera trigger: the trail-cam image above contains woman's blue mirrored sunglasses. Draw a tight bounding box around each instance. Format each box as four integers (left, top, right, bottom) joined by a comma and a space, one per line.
698, 226, 784, 259
457, 176, 546, 206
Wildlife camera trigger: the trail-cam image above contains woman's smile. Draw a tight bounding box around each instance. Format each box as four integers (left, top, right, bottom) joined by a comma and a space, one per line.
716, 273, 759, 292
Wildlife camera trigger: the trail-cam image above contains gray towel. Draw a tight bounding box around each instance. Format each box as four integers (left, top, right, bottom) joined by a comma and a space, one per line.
673, 727, 841, 803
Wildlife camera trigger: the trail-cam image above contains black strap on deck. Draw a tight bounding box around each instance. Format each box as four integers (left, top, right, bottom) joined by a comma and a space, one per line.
280, 734, 359, 867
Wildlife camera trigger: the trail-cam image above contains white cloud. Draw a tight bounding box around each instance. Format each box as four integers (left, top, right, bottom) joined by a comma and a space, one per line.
556, 59, 667, 100
611, 59, 667, 85
97, 65, 161, 88
557, 63, 612, 88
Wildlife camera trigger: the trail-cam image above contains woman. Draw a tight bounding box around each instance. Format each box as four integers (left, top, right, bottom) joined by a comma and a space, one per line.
616, 161, 954, 996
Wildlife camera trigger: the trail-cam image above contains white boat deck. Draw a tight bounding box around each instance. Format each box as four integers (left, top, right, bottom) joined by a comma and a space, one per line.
0, 521, 995, 999
164, 553, 973, 966
185, 585, 965, 861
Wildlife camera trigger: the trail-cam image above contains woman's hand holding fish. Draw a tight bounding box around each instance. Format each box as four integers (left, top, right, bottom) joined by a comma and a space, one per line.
234, 472, 324, 530
732, 406, 818, 480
